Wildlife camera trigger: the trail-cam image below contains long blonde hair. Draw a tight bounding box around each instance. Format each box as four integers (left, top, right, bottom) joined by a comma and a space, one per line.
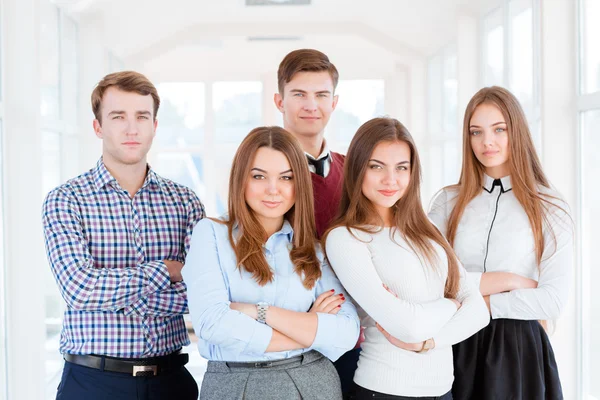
324, 117, 460, 298
225, 126, 321, 289
446, 86, 563, 265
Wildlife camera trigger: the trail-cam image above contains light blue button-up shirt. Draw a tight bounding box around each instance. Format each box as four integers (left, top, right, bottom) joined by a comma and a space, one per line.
183, 217, 360, 362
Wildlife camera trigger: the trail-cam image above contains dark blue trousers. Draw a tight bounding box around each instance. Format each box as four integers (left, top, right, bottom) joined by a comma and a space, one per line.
334, 347, 361, 399
56, 361, 198, 400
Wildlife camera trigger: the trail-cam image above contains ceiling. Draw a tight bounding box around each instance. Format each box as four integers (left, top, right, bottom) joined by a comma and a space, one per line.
55, 0, 501, 80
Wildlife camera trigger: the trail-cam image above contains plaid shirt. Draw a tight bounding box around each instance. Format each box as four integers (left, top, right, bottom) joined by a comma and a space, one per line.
42, 158, 205, 358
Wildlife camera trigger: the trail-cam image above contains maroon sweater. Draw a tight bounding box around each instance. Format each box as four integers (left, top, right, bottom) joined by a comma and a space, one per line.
312, 152, 345, 239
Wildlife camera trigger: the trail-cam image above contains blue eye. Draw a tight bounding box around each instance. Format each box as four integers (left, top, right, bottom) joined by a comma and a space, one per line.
470, 130, 480, 136
495, 127, 505, 133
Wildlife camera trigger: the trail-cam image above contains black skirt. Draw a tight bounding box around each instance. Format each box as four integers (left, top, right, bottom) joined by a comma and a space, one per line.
452, 319, 563, 400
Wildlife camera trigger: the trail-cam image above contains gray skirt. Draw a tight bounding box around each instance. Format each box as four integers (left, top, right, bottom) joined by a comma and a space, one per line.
200, 350, 342, 400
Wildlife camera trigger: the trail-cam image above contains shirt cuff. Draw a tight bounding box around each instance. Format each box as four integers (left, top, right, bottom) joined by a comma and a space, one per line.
489, 292, 510, 319
311, 313, 338, 350
243, 320, 273, 355
145, 260, 172, 293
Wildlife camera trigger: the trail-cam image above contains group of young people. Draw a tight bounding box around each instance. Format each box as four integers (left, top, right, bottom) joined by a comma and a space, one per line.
43, 48, 573, 400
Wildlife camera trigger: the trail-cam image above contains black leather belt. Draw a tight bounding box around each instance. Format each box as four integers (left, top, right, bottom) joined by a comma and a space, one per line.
64, 350, 188, 377
226, 353, 304, 369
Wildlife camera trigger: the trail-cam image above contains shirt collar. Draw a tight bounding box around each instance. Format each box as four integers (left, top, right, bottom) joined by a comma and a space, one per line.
305, 140, 331, 162
232, 218, 295, 242
92, 157, 161, 192
483, 173, 512, 193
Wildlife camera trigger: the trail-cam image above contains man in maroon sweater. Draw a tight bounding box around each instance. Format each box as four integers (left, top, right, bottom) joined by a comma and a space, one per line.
275, 49, 358, 398
274, 49, 344, 239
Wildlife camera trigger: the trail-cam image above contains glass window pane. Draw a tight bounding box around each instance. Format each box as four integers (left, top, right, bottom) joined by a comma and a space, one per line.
328, 80, 384, 143
509, 0, 534, 117
582, 0, 600, 93
213, 82, 262, 143
40, 1, 60, 119
443, 50, 458, 136
0, 122, 6, 400
582, 109, 600, 399
41, 132, 64, 398
60, 15, 78, 126
483, 8, 504, 86
156, 83, 206, 148
443, 140, 461, 186
428, 56, 443, 137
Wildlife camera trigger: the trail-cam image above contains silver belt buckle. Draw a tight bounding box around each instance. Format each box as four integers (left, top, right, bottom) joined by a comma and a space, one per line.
132, 365, 157, 376
254, 361, 273, 368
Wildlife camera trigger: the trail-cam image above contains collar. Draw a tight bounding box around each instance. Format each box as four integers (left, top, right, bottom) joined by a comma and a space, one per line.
483, 173, 512, 193
232, 218, 295, 242
92, 157, 161, 192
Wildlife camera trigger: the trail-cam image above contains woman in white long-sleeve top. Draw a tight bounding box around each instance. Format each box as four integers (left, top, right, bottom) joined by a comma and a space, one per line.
324, 117, 489, 400
183, 127, 360, 400
428, 86, 573, 400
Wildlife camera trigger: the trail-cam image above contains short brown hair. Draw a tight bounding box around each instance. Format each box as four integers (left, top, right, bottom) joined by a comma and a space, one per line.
91, 71, 160, 124
277, 49, 339, 95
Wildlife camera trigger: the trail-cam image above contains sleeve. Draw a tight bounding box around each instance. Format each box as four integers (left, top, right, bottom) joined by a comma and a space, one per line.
427, 189, 450, 237
309, 253, 361, 361
182, 219, 273, 357
42, 188, 171, 313
126, 189, 206, 317
433, 263, 490, 348
428, 188, 485, 289
325, 227, 457, 343
490, 204, 574, 320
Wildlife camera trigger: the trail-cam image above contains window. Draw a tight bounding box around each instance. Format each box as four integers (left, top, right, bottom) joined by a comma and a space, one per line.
0, 121, 6, 400
581, 109, 600, 400
427, 46, 461, 195
327, 79, 384, 150
483, 8, 504, 86
214, 81, 262, 143
481, 1, 541, 150
40, 4, 79, 397
581, 0, 600, 94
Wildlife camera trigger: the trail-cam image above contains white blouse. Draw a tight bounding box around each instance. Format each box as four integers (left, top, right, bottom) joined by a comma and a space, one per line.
428, 174, 574, 321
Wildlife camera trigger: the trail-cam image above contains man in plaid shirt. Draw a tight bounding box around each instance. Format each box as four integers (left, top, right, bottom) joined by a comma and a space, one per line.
42, 71, 205, 400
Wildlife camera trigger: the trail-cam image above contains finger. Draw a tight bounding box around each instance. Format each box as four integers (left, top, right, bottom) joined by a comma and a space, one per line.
314, 289, 335, 306
319, 293, 345, 309
322, 299, 345, 313
328, 306, 341, 315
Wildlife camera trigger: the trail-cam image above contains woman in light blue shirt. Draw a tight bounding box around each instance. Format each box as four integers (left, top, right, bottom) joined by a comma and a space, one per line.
183, 126, 360, 400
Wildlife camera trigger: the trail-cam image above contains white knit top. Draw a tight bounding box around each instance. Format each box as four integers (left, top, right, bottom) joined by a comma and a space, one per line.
326, 226, 489, 397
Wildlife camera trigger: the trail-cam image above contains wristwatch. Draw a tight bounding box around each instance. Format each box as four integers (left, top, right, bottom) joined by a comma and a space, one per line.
256, 302, 269, 324
418, 338, 435, 353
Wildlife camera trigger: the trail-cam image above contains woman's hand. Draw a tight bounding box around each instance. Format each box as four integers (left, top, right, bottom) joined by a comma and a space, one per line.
376, 322, 424, 351
309, 289, 345, 315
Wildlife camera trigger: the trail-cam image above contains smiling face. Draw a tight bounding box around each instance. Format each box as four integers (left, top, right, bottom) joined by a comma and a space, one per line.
469, 102, 510, 178
274, 71, 338, 141
93, 87, 157, 169
244, 146, 296, 234
361, 140, 412, 226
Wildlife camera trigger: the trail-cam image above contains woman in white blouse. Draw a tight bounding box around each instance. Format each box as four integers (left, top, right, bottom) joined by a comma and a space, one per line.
428, 86, 573, 400
324, 117, 489, 399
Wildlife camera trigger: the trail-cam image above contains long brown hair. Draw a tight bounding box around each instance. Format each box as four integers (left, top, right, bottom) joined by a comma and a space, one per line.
445, 86, 562, 265
324, 117, 460, 298
225, 126, 321, 289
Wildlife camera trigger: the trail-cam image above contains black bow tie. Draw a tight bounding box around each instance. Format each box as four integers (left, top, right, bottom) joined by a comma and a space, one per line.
307, 156, 328, 177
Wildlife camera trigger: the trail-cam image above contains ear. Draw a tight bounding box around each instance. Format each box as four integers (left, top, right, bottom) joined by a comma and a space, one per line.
153, 118, 158, 138
93, 119, 103, 139
331, 94, 339, 111
274, 93, 284, 113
